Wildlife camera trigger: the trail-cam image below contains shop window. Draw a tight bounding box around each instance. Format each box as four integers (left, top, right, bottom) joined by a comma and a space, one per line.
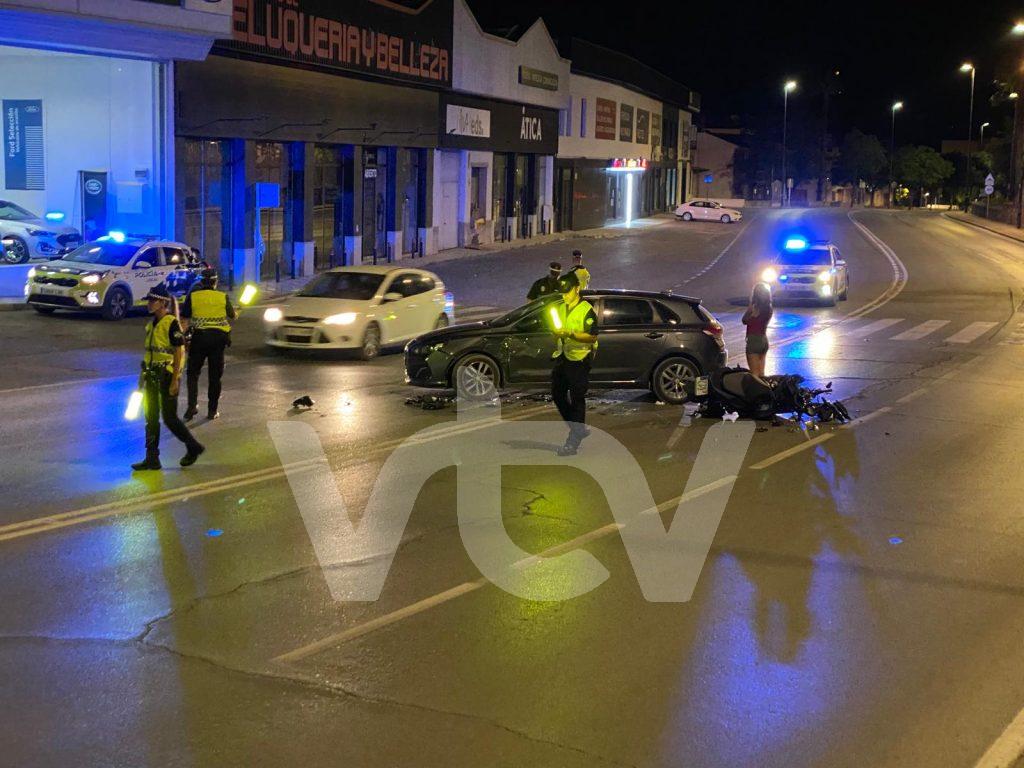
470, 166, 487, 224
313, 145, 342, 270
182, 139, 228, 273
254, 141, 290, 280
579, 98, 587, 138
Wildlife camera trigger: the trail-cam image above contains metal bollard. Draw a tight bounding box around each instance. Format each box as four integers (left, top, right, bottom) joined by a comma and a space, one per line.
275, 261, 280, 283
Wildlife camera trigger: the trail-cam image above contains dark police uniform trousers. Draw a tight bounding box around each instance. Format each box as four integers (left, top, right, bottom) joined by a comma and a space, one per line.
551, 353, 592, 441
145, 367, 202, 461
186, 330, 229, 414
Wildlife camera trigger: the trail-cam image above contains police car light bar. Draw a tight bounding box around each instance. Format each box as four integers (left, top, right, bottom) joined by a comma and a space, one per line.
784, 237, 809, 251
44, 211, 66, 222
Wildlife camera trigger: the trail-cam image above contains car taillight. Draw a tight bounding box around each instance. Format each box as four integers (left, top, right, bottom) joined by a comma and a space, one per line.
703, 322, 724, 345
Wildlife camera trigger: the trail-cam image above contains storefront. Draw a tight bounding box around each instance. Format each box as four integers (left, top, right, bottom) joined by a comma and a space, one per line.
176, 0, 453, 284
0, 2, 229, 250
437, 93, 558, 249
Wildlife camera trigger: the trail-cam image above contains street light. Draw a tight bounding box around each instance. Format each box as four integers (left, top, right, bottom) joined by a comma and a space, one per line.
980, 121, 990, 149
890, 101, 903, 208
961, 62, 976, 204
1013, 21, 1024, 35
782, 80, 797, 207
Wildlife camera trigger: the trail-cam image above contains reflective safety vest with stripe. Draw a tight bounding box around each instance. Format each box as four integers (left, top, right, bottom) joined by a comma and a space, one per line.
189, 289, 231, 332
144, 314, 176, 368
553, 299, 598, 361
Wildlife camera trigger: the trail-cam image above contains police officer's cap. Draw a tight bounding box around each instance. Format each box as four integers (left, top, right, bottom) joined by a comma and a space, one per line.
549, 261, 562, 272
572, 249, 583, 258
200, 267, 218, 285
146, 284, 173, 302
557, 271, 580, 292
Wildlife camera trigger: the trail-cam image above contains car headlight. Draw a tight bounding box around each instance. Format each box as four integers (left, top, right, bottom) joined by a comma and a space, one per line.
26, 267, 36, 279
81, 273, 102, 285
761, 267, 778, 282
27, 229, 56, 238
818, 270, 832, 283
323, 312, 357, 325
263, 307, 284, 323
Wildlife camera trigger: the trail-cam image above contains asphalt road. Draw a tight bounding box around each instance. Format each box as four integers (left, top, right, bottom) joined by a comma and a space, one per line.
3, 208, 1024, 767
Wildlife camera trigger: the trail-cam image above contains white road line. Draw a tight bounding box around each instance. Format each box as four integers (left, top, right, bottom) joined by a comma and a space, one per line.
749, 407, 893, 470
855, 318, 904, 337
891, 319, 950, 341
973, 706, 1024, 768
896, 388, 928, 404
672, 221, 749, 288
945, 321, 998, 344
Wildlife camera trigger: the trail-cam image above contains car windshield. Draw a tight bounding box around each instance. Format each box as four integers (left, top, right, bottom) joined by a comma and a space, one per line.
62, 242, 139, 266
490, 295, 563, 326
298, 272, 384, 300
777, 248, 832, 266
0, 200, 37, 221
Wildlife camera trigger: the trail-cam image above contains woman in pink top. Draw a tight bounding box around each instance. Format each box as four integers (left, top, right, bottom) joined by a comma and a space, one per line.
742, 282, 773, 379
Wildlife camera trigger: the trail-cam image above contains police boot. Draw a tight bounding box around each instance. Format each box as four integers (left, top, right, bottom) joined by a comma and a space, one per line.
131, 456, 161, 471
180, 443, 206, 467
183, 406, 198, 421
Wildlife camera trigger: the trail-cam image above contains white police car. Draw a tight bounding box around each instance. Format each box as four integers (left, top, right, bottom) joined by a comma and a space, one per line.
25, 233, 203, 320
0, 200, 82, 263
759, 237, 849, 307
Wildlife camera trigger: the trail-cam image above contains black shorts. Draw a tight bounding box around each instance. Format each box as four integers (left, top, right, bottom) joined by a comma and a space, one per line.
746, 334, 769, 355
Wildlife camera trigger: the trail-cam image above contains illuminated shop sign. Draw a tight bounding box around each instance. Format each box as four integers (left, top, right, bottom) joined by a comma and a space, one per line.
226, 0, 453, 86
607, 158, 648, 172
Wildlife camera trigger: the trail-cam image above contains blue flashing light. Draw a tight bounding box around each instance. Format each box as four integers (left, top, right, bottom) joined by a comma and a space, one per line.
44, 211, 66, 222
206, 528, 224, 537
779, 274, 789, 282
784, 237, 809, 251
106, 230, 126, 243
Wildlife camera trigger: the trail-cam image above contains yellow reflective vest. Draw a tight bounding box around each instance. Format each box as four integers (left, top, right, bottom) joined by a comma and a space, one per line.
144, 314, 177, 368
189, 289, 231, 332
553, 299, 598, 361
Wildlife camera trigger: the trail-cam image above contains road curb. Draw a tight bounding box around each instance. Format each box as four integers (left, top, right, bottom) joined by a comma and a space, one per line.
0, 300, 26, 312
944, 212, 1024, 245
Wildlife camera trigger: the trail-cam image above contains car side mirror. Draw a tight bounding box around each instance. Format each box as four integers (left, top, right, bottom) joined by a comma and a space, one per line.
382, 291, 403, 302
836, 259, 846, 267
134, 261, 152, 270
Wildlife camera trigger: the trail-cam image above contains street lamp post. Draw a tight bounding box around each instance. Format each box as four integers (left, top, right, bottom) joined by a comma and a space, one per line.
980, 121, 990, 151
961, 62, 976, 209
1012, 21, 1024, 226
782, 80, 797, 207
890, 101, 903, 208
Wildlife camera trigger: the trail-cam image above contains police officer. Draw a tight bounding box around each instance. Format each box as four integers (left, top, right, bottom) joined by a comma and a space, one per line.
568, 249, 591, 290
550, 270, 599, 456
181, 267, 236, 421
132, 285, 205, 471
527, 261, 562, 301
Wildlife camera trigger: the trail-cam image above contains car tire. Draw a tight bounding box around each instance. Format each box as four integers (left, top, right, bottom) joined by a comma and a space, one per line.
651, 356, 701, 405
359, 323, 381, 361
33, 306, 56, 315
434, 314, 449, 330
453, 353, 500, 400
102, 287, 130, 321
822, 291, 838, 308
720, 214, 732, 224
3, 236, 30, 264
839, 279, 849, 301
681, 212, 693, 222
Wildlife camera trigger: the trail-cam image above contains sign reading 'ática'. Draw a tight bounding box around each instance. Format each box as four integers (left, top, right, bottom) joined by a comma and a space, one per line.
227, 0, 453, 86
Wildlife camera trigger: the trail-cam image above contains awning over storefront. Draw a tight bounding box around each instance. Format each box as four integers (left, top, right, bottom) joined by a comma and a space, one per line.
0, 0, 231, 61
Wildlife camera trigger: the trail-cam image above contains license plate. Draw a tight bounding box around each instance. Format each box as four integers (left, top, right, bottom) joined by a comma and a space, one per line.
695, 376, 709, 397
285, 326, 313, 337
39, 287, 63, 296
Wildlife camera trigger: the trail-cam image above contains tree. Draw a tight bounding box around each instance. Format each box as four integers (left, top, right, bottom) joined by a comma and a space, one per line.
893, 146, 954, 205
834, 129, 887, 203
943, 151, 993, 207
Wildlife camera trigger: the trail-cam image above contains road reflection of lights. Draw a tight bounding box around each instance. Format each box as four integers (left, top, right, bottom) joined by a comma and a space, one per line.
336, 394, 356, 415
806, 328, 836, 358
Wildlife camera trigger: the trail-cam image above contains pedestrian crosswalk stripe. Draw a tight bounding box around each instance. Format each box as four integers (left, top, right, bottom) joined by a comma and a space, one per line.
891, 319, 950, 341
945, 321, 998, 344
854, 318, 903, 337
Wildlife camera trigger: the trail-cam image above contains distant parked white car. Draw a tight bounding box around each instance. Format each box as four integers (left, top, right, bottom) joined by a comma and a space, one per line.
674, 200, 743, 224
0, 199, 82, 263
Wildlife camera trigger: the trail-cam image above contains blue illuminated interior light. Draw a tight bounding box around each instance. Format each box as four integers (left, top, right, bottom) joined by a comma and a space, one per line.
784, 237, 808, 251
44, 211, 66, 222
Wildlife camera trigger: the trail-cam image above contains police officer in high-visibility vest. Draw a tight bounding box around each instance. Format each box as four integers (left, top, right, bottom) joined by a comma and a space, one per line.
568, 249, 591, 290
181, 267, 236, 421
550, 270, 599, 456
132, 285, 205, 471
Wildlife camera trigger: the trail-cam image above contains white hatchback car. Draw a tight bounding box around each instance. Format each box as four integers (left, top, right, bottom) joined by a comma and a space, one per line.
674, 200, 743, 224
263, 266, 451, 359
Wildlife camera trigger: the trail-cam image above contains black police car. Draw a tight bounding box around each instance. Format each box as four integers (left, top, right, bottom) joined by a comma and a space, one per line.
404, 290, 727, 404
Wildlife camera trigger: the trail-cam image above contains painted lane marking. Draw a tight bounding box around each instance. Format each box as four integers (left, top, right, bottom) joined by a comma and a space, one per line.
275, 477, 735, 664
749, 407, 893, 470
855, 318, 904, 337
672, 221, 749, 289
973, 706, 1024, 768
946, 321, 998, 344
0, 404, 551, 543
891, 319, 951, 341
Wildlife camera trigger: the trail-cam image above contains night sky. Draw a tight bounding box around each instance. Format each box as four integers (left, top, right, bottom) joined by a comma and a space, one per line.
466, 0, 1024, 149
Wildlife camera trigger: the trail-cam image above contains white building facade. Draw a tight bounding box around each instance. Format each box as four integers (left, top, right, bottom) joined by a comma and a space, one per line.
439, 0, 570, 248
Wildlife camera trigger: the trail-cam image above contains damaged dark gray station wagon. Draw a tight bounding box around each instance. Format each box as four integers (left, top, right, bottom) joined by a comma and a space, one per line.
405, 290, 728, 404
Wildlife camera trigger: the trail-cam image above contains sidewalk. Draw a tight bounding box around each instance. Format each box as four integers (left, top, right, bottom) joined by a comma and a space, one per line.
944, 211, 1024, 245
247, 213, 678, 302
